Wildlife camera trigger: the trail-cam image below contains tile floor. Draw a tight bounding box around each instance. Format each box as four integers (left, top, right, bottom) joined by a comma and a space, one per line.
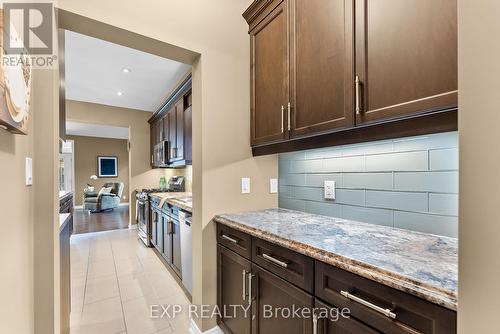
70, 228, 191, 334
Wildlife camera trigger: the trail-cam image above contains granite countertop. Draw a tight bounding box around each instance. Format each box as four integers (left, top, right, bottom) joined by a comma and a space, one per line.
214, 208, 458, 310
59, 213, 71, 232
149, 192, 192, 213
59, 191, 73, 200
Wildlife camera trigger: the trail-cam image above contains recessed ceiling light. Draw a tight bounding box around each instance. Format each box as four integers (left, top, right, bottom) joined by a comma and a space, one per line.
122, 68, 131, 73
117, 91, 123, 96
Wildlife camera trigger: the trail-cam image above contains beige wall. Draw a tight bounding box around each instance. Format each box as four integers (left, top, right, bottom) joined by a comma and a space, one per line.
458, 0, 500, 332
68, 135, 129, 206
58, 0, 278, 330
0, 90, 34, 334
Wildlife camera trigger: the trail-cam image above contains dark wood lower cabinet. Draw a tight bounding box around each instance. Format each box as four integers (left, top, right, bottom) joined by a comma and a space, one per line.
162, 214, 172, 263
218, 245, 252, 334
217, 223, 457, 334
171, 218, 182, 277
251, 264, 314, 334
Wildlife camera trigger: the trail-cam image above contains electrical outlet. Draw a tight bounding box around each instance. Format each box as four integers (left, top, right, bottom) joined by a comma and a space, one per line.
270, 178, 278, 193
324, 180, 336, 200
241, 177, 251, 194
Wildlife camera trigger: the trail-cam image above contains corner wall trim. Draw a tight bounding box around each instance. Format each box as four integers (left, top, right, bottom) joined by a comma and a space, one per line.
189, 319, 223, 334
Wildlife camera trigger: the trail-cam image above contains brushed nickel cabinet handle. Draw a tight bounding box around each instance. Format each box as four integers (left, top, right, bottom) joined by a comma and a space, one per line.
242, 269, 247, 301
313, 312, 318, 334
262, 253, 288, 268
221, 234, 238, 244
287, 102, 291, 131
355, 75, 362, 115
340, 290, 396, 319
247, 273, 255, 306
281, 105, 285, 133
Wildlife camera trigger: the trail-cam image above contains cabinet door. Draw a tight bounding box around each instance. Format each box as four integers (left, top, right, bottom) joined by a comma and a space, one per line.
290, 0, 354, 136
171, 219, 182, 277
217, 245, 252, 334
162, 214, 172, 263
251, 264, 314, 334
175, 99, 184, 161
168, 108, 177, 160
150, 123, 155, 166
355, 0, 457, 124
163, 115, 169, 145
156, 211, 163, 253
250, 0, 289, 146
184, 105, 192, 163
151, 209, 158, 247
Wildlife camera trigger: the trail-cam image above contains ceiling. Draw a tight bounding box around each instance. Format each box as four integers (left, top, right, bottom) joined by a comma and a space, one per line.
66, 121, 129, 140
65, 30, 191, 112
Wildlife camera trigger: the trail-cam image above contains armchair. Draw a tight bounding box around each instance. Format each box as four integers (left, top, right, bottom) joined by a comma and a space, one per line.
83, 182, 124, 213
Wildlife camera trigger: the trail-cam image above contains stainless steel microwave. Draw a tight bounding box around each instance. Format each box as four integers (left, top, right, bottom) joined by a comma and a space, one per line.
154, 140, 169, 166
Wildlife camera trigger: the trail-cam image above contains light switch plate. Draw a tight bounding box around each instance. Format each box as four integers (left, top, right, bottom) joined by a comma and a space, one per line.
324, 180, 335, 200
270, 178, 278, 194
241, 177, 251, 194
25, 157, 33, 186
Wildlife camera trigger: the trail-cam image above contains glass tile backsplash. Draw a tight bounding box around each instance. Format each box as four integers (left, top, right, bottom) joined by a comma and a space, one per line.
278, 132, 459, 237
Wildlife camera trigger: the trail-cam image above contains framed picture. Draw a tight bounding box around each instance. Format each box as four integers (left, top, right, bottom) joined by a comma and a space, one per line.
0, 9, 33, 135
97, 156, 118, 178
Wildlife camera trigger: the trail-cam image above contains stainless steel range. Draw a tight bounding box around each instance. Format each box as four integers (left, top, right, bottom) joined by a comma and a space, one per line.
136, 176, 185, 247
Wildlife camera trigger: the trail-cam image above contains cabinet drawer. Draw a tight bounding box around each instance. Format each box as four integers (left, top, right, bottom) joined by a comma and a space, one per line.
252, 237, 314, 293
315, 261, 456, 334
217, 224, 252, 260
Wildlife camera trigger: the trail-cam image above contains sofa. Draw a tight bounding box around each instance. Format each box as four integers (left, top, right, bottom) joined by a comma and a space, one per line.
83, 182, 124, 213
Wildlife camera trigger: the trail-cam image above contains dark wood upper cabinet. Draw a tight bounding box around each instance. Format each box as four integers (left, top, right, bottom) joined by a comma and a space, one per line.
290, 0, 354, 136
244, 0, 458, 156
250, 1, 289, 146
355, 0, 458, 124
175, 99, 184, 161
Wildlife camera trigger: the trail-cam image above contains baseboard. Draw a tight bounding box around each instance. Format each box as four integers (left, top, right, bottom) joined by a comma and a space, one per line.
189, 319, 223, 334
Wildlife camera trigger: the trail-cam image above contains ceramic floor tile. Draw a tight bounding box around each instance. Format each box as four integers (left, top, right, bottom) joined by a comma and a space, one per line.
84, 275, 119, 305
87, 259, 116, 279
114, 258, 144, 277
122, 294, 171, 334
118, 272, 155, 302
73, 297, 125, 334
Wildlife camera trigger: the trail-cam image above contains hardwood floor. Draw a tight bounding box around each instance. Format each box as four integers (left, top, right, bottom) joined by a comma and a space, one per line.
73, 206, 130, 234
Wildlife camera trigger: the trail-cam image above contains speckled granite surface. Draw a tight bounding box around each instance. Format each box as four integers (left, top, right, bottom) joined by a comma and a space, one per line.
149, 192, 192, 213
214, 208, 458, 310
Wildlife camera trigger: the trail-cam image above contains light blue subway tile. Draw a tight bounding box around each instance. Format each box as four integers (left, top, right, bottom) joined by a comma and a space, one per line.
342, 173, 393, 190
430, 148, 459, 171
280, 151, 305, 161
342, 205, 393, 227
292, 187, 324, 202
279, 185, 293, 198
305, 147, 342, 160
279, 174, 305, 186
394, 171, 458, 193
305, 201, 342, 218
341, 141, 394, 157
365, 151, 428, 172
292, 159, 324, 173
429, 193, 459, 216
279, 198, 306, 211
393, 132, 458, 152
324, 156, 364, 173
305, 174, 342, 187
336, 189, 365, 206
279, 160, 293, 174
394, 211, 458, 238
366, 190, 428, 212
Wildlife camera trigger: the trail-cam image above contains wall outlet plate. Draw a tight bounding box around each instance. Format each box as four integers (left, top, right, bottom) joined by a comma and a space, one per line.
270, 178, 278, 193
324, 180, 336, 200
241, 177, 251, 194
